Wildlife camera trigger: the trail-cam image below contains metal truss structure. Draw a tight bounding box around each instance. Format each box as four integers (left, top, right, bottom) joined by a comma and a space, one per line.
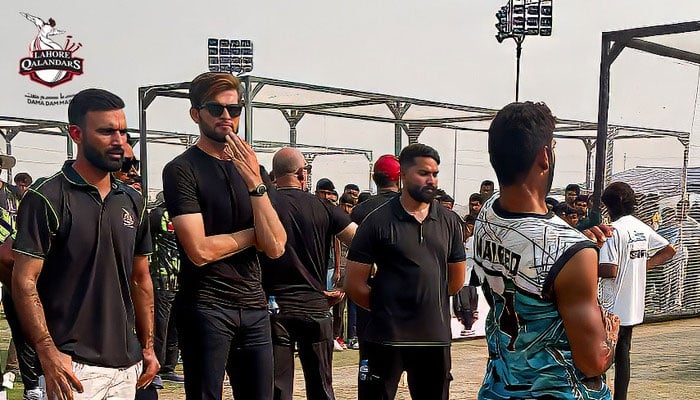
595, 20, 700, 210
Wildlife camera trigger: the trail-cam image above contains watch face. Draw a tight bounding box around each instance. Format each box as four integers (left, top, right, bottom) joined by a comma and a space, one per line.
251, 183, 267, 196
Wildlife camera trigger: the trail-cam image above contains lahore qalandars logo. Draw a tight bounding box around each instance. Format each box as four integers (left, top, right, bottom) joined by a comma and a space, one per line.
18, 12, 84, 88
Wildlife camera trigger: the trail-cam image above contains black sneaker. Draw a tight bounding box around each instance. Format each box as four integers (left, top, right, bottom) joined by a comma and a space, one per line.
159, 372, 185, 384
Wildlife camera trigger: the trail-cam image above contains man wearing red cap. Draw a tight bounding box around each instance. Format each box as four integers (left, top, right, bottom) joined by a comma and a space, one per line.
344, 155, 401, 354
351, 155, 401, 224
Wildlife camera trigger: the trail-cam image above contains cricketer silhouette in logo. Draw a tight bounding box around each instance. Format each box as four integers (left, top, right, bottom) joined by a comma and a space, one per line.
19, 12, 84, 88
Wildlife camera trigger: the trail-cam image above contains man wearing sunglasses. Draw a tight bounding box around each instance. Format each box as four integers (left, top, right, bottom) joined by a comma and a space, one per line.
260, 147, 356, 400
162, 72, 286, 400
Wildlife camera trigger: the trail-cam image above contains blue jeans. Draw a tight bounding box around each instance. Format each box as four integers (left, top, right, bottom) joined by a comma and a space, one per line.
176, 301, 273, 400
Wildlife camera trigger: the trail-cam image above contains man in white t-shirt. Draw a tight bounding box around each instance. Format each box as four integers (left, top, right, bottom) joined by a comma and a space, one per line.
598, 182, 676, 400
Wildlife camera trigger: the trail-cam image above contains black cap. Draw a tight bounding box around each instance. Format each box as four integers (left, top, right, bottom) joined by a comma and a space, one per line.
316, 178, 335, 191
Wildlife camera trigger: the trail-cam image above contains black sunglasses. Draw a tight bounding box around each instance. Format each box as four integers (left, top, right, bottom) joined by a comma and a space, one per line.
121, 157, 140, 173
198, 102, 243, 118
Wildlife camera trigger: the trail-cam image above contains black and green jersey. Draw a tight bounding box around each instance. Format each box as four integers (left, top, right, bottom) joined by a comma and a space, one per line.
148, 205, 180, 291
13, 161, 152, 368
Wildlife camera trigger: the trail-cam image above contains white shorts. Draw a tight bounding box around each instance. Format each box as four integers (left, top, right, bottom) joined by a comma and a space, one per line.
66, 360, 142, 400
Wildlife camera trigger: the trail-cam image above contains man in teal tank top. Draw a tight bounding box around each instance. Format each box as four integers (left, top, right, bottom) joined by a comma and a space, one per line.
474, 102, 620, 399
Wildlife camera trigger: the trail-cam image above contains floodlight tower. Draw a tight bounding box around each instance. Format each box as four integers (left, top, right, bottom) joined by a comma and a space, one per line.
495, 0, 552, 101
207, 38, 254, 75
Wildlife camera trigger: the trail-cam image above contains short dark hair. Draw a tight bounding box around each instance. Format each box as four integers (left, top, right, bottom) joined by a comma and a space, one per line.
464, 214, 477, 225
68, 88, 125, 128
575, 194, 589, 204
545, 197, 559, 207
373, 172, 392, 188
339, 193, 355, 205
553, 203, 577, 217
13, 172, 32, 185
480, 180, 494, 188
344, 183, 360, 192
440, 193, 454, 205
488, 102, 555, 186
469, 193, 483, 203
601, 182, 636, 220
399, 143, 440, 172
189, 72, 243, 108
565, 184, 581, 194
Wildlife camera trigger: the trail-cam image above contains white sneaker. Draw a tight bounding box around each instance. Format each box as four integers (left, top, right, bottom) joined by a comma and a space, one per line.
333, 338, 345, 351
460, 329, 475, 337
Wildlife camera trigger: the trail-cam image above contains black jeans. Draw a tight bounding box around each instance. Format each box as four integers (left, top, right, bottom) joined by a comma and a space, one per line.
271, 312, 335, 400
358, 342, 451, 400
2, 288, 42, 390
154, 289, 179, 373
453, 286, 478, 330
176, 300, 273, 400
614, 325, 634, 400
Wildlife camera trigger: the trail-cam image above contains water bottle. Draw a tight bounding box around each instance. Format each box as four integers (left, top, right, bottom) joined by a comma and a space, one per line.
359, 359, 369, 381
268, 296, 280, 315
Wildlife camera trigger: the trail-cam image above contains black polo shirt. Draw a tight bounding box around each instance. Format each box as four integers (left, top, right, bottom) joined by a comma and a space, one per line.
13, 161, 151, 368
347, 195, 465, 345
162, 146, 266, 309
261, 188, 351, 313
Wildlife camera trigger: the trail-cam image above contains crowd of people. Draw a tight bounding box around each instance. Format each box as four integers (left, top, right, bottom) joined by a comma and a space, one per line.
0, 72, 689, 400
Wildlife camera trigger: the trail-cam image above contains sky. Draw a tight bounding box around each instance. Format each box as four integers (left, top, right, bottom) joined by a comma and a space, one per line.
1, 0, 700, 202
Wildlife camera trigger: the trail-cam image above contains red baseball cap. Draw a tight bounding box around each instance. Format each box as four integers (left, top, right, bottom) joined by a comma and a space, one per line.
374, 154, 400, 182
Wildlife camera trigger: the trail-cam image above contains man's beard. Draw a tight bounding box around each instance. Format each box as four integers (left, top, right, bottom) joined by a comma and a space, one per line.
84, 140, 123, 172
201, 121, 236, 144
406, 183, 437, 204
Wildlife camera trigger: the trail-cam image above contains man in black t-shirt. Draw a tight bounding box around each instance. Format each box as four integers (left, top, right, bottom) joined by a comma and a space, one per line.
162, 72, 286, 400
261, 147, 355, 400
345, 144, 466, 400
348, 154, 401, 352
12, 89, 158, 399
351, 154, 401, 225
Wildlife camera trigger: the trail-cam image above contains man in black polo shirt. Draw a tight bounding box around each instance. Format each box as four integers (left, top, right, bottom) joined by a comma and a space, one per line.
162, 72, 286, 400
12, 88, 158, 400
261, 147, 356, 400
345, 143, 466, 400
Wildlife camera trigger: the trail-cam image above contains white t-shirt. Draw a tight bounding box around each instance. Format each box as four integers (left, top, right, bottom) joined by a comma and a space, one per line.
599, 215, 669, 326
464, 236, 474, 287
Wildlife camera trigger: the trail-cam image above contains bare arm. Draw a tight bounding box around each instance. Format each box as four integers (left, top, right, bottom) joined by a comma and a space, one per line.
647, 244, 676, 270
336, 223, 358, 247
555, 247, 619, 377
332, 237, 342, 286
225, 133, 286, 259
0, 238, 14, 289
171, 214, 255, 267
130, 255, 159, 388
598, 263, 618, 278
344, 260, 372, 310
448, 261, 466, 295
12, 252, 83, 399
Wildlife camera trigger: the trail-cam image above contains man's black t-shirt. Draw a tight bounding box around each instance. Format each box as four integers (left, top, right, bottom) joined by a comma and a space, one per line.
261, 188, 351, 313
162, 146, 265, 309
351, 190, 399, 225
13, 161, 152, 367
347, 196, 466, 345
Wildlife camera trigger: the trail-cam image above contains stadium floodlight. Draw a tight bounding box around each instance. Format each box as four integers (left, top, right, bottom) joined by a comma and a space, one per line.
494, 0, 553, 101
207, 38, 254, 75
